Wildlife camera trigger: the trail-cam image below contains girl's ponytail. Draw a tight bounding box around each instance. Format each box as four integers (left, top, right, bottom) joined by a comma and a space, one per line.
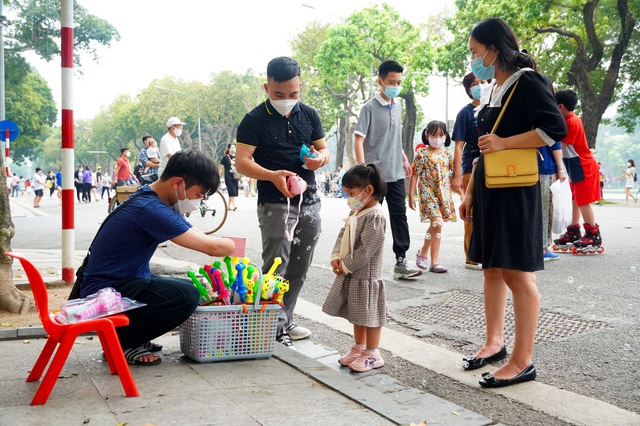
366, 164, 388, 201
342, 163, 388, 201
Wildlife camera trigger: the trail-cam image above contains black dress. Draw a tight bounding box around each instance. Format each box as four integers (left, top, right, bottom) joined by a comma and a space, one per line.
220, 154, 239, 197
468, 70, 567, 271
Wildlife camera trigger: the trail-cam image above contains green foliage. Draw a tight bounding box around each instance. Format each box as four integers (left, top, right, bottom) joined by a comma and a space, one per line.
5, 53, 56, 164
439, 0, 639, 146
6, 0, 120, 67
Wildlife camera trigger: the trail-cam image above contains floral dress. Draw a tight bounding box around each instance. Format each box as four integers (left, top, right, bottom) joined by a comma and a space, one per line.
411, 148, 457, 223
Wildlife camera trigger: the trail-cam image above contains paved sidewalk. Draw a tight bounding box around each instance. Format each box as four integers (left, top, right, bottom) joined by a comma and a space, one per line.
1, 249, 494, 426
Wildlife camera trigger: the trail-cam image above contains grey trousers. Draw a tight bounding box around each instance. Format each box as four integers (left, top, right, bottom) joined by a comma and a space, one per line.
540, 174, 554, 249
257, 202, 322, 334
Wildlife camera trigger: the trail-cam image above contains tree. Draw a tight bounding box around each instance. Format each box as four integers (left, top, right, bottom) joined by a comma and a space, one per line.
439, 0, 639, 149
4, 53, 57, 163
313, 3, 435, 167
6, 0, 120, 67
1, 1, 119, 314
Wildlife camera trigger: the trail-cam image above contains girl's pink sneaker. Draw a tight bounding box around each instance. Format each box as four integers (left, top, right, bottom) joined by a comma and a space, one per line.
349, 349, 385, 372
339, 344, 364, 366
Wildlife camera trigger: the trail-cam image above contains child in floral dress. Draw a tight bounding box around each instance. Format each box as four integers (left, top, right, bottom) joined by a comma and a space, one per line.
409, 121, 457, 273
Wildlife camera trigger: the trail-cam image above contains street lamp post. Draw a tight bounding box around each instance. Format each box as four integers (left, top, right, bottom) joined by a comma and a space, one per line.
154, 85, 202, 151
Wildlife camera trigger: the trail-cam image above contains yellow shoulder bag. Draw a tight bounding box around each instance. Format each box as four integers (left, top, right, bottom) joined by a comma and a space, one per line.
483, 80, 539, 189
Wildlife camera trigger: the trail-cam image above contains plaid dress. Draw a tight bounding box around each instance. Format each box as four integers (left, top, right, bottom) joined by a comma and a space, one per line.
322, 206, 388, 327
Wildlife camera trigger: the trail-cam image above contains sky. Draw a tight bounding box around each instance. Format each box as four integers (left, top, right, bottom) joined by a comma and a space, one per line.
24, 0, 465, 125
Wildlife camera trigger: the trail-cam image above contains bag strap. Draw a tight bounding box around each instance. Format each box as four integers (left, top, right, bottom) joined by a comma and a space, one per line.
490, 79, 520, 134
85, 190, 157, 256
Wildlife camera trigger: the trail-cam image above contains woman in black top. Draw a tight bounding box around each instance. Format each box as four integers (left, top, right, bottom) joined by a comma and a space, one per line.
220, 143, 239, 211
459, 18, 567, 388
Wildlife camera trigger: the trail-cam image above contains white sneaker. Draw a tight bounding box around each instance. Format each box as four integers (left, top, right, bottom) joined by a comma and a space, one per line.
464, 261, 483, 270
394, 258, 422, 279
286, 322, 312, 340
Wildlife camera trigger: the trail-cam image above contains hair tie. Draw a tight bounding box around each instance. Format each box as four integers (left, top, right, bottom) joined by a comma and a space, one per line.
521, 49, 528, 55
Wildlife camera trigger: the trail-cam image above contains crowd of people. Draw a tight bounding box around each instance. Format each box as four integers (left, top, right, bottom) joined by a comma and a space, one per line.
12, 17, 638, 390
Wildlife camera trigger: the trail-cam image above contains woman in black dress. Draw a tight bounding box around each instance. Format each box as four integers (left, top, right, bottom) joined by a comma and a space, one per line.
220, 143, 239, 210
458, 18, 567, 388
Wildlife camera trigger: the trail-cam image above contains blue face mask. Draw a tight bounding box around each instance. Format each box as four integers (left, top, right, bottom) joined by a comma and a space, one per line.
470, 85, 482, 100
470, 50, 496, 81
384, 85, 401, 98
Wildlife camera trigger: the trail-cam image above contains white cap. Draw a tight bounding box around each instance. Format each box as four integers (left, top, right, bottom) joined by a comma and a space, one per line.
166, 117, 184, 127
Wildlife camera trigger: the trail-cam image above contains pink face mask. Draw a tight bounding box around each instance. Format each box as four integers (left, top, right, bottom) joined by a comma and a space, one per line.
284, 176, 308, 241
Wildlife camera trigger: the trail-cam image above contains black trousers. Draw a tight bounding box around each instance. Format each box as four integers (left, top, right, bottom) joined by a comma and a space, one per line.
110, 275, 200, 350
82, 183, 91, 201
383, 179, 411, 261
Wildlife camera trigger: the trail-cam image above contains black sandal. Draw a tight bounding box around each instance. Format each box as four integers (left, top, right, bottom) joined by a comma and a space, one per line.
123, 346, 162, 366
142, 341, 163, 352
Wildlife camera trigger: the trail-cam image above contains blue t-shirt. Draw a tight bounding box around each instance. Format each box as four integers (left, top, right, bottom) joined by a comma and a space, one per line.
80, 187, 191, 297
537, 141, 562, 175
451, 103, 480, 174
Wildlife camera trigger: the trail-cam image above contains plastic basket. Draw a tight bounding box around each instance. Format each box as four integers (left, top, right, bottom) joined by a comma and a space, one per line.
179, 303, 281, 362
179, 263, 284, 362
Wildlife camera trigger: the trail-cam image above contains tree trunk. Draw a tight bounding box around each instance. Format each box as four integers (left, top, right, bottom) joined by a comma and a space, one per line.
336, 115, 347, 169
0, 157, 32, 314
401, 92, 417, 163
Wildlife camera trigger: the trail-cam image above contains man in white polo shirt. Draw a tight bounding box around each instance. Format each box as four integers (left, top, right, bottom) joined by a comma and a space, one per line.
159, 117, 184, 176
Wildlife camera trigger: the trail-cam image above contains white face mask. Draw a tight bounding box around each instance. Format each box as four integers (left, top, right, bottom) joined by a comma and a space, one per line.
428, 137, 445, 149
173, 185, 201, 214
270, 99, 298, 117
347, 188, 371, 211
173, 127, 183, 137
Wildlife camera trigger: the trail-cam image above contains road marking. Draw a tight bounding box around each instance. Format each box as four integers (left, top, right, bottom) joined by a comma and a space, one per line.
295, 298, 640, 426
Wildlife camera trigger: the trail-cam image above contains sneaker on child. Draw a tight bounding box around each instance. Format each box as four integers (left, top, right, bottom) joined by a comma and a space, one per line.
349, 348, 385, 372
339, 344, 365, 367
543, 249, 559, 261
285, 322, 312, 340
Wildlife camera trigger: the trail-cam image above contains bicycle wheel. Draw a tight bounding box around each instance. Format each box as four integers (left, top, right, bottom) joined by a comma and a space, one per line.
184, 189, 228, 235
108, 197, 119, 213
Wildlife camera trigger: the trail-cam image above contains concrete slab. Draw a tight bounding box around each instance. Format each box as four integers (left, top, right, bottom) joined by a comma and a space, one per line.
190, 357, 311, 389
358, 373, 411, 394
293, 339, 339, 359
391, 388, 492, 426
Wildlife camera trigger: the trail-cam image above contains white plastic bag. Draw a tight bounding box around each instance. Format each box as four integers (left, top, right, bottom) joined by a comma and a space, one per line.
550, 178, 572, 234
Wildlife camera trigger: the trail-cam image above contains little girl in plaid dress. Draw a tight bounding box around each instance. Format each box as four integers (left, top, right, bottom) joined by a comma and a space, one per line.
322, 164, 388, 373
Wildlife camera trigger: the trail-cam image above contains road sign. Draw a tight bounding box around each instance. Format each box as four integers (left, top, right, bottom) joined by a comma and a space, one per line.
0, 120, 19, 141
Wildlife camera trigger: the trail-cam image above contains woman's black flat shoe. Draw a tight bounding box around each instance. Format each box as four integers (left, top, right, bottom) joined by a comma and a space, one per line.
479, 364, 537, 388
462, 345, 507, 370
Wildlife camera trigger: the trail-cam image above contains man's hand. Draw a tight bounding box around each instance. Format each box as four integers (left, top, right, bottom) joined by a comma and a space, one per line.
451, 175, 462, 194
304, 146, 325, 171
271, 170, 296, 198
403, 156, 412, 177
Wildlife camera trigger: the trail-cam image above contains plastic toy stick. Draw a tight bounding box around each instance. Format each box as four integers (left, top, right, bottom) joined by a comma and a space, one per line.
188, 270, 211, 303
199, 267, 216, 299
212, 261, 228, 288
223, 256, 236, 284
265, 257, 282, 281
203, 265, 216, 292
231, 262, 247, 303
211, 268, 230, 305
246, 265, 260, 302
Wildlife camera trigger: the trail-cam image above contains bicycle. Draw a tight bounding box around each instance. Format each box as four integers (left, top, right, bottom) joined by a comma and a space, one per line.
108, 178, 228, 234
183, 189, 228, 234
